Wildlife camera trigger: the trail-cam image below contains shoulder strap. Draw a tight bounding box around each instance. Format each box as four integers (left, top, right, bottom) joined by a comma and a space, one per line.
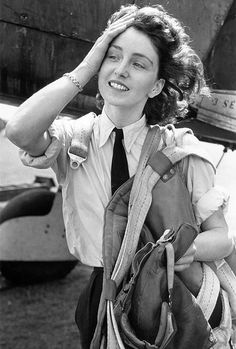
160, 124, 215, 170
67, 112, 96, 169
129, 125, 161, 205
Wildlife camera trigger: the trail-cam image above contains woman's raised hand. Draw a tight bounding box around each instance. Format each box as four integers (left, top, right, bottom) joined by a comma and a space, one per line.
82, 13, 135, 78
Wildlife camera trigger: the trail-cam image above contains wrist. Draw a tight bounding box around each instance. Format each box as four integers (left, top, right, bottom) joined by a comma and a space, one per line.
81, 59, 98, 76
71, 61, 96, 85
63, 72, 83, 92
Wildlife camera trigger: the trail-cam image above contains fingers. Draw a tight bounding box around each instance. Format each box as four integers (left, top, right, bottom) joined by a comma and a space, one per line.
174, 264, 191, 272
103, 13, 135, 38
183, 242, 196, 259
174, 256, 193, 271
174, 242, 196, 271
109, 12, 136, 29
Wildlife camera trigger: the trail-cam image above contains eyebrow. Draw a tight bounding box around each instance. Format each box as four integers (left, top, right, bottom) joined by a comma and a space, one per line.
110, 44, 154, 65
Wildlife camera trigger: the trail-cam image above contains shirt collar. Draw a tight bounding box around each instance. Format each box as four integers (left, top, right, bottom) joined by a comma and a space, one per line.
98, 110, 115, 148
99, 109, 147, 152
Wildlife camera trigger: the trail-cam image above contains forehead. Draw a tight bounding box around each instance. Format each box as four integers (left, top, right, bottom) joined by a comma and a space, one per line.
111, 27, 159, 63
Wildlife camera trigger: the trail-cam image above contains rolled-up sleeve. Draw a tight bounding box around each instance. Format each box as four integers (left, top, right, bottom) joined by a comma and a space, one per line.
182, 155, 229, 226
194, 185, 229, 224
19, 118, 74, 184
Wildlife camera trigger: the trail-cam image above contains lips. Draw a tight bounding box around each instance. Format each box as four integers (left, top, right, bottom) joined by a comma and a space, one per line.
108, 80, 129, 91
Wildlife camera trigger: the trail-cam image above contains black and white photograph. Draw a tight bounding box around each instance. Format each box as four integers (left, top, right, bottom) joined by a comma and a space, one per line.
0, 1, 236, 348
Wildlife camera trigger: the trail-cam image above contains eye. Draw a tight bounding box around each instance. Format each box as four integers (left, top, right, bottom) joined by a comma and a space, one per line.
108, 55, 117, 60
133, 62, 145, 69
106, 52, 120, 61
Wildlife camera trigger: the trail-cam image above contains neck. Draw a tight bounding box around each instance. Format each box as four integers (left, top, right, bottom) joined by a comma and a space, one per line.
103, 104, 143, 128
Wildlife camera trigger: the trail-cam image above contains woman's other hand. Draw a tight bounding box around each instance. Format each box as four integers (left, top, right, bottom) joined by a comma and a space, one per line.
174, 242, 196, 272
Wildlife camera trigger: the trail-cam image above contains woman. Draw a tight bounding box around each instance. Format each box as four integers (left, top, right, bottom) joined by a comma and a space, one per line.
6, 4, 234, 348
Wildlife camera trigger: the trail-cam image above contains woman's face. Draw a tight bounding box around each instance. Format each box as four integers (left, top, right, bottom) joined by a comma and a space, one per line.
98, 27, 163, 114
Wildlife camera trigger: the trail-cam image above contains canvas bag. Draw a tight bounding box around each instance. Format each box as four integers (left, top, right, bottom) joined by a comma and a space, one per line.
115, 224, 214, 349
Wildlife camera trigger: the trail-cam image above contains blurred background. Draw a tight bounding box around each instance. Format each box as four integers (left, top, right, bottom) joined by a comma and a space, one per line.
0, 0, 236, 348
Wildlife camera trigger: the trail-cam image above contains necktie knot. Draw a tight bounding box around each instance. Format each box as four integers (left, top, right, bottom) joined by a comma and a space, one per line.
113, 127, 124, 140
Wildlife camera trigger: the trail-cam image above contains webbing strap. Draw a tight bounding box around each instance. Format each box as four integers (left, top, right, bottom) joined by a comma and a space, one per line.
215, 259, 236, 318
196, 263, 220, 320
166, 243, 175, 306
129, 126, 161, 207
148, 151, 173, 177
68, 112, 96, 169
104, 279, 117, 302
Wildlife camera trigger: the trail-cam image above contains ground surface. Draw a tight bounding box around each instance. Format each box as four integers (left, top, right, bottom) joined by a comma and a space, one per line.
0, 263, 92, 349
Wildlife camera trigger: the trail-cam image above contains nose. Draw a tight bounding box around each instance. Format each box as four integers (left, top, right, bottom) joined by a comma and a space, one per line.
114, 61, 129, 78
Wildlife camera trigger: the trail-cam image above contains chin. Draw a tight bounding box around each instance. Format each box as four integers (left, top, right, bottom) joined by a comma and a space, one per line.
106, 99, 132, 109
103, 94, 129, 107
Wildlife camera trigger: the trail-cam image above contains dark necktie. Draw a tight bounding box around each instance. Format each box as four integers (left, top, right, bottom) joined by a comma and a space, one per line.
111, 128, 129, 195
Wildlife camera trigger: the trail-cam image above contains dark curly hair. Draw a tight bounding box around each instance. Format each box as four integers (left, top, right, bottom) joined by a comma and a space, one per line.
96, 4, 209, 125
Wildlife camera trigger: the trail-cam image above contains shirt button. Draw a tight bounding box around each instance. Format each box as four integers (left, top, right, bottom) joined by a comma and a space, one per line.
170, 168, 175, 174
163, 174, 168, 180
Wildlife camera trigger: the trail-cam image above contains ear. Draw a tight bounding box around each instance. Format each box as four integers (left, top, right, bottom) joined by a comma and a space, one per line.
148, 79, 165, 98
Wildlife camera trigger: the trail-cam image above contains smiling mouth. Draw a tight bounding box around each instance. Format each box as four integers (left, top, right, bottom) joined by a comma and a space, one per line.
108, 81, 129, 91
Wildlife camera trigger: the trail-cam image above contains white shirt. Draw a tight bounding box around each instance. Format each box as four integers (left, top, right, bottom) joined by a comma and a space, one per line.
20, 111, 228, 266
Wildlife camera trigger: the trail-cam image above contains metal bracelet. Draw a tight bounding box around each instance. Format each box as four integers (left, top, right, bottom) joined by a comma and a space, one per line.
63, 72, 83, 92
